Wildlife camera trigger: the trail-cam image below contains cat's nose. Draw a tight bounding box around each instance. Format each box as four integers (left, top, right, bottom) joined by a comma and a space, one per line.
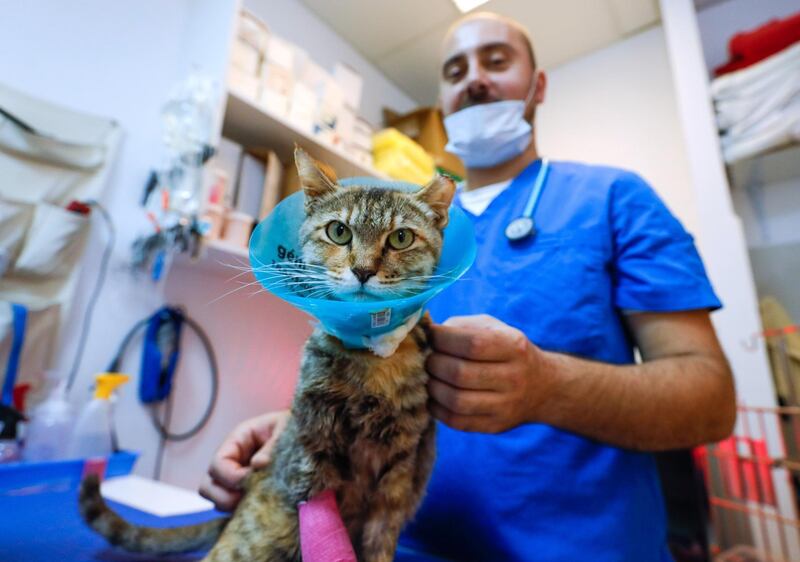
351, 268, 377, 284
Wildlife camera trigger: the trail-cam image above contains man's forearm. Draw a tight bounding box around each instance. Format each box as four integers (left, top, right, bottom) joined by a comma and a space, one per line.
535, 350, 736, 451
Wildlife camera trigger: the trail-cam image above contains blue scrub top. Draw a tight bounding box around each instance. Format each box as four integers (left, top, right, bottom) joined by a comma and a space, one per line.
399, 160, 721, 561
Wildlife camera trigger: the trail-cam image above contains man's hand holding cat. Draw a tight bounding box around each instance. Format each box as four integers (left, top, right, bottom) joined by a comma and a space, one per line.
426, 315, 551, 433
200, 410, 290, 511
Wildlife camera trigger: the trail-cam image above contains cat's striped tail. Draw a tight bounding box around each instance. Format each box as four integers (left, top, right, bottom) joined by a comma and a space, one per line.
79, 474, 229, 554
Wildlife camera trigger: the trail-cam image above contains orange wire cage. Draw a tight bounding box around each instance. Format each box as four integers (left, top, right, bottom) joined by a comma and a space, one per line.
698, 405, 800, 562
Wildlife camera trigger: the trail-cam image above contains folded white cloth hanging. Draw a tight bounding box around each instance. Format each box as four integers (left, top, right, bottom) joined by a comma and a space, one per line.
720, 97, 800, 162
715, 73, 800, 132
711, 41, 800, 162
710, 41, 800, 101
714, 56, 800, 113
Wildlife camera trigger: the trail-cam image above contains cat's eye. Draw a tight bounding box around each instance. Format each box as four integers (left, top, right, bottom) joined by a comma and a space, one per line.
326, 221, 352, 245
387, 229, 414, 250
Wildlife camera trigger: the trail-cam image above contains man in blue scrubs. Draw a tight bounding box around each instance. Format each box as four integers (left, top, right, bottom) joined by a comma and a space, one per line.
202, 11, 735, 561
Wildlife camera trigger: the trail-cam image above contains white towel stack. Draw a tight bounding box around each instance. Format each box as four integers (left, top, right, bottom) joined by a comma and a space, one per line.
711, 42, 800, 163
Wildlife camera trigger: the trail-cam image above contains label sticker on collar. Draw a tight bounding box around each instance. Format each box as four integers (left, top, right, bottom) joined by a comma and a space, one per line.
371, 308, 391, 328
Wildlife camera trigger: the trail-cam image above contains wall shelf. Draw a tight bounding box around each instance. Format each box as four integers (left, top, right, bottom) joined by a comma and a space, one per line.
173, 239, 250, 277
694, 0, 732, 12
205, 238, 249, 260
221, 90, 383, 179
727, 140, 800, 172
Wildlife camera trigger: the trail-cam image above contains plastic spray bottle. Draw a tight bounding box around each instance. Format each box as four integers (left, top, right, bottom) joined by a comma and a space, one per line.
68, 373, 129, 458
23, 382, 75, 462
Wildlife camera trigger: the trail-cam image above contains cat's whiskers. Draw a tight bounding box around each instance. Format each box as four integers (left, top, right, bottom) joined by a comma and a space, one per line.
252, 267, 330, 277
258, 273, 331, 284
251, 261, 329, 271
267, 280, 330, 290
303, 287, 336, 299
206, 269, 334, 305
206, 279, 267, 305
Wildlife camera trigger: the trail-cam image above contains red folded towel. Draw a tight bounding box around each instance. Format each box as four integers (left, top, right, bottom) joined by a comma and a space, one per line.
715, 11, 800, 76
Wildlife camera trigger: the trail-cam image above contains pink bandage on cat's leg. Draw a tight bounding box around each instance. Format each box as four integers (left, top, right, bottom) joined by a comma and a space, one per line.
298, 489, 357, 562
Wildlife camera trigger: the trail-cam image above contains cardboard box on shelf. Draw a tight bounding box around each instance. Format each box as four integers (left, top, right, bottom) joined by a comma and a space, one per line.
334, 62, 362, 111
202, 203, 226, 241
221, 211, 254, 248
228, 67, 260, 101
238, 9, 269, 51
265, 35, 295, 71
315, 79, 345, 147
281, 160, 301, 200
261, 61, 293, 97
288, 82, 317, 134
295, 61, 346, 147
204, 167, 229, 207
211, 137, 243, 206
383, 107, 465, 178
259, 88, 289, 117
234, 153, 266, 220
259, 61, 293, 116
298, 60, 329, 94
351, 116, 374, 152
249, 148, 284, 221
230, 38, 261, 76
347, 146, 373, 169
337, 106, 356, 147
233, 149, 285, 222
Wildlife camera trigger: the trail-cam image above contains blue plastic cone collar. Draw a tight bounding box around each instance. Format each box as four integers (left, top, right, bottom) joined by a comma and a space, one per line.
249, 178, 476, 348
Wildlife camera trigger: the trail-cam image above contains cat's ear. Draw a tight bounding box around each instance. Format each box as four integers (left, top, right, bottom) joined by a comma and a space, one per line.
416, 175, 456, 229
295, 146, 338, 209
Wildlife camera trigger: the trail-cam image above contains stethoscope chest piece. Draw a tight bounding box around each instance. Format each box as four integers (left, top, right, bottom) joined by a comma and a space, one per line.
504, 158, 550, 243
505, 217, 536, 241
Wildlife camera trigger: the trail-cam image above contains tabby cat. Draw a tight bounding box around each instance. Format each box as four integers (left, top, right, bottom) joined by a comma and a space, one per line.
79, 148, 456, 561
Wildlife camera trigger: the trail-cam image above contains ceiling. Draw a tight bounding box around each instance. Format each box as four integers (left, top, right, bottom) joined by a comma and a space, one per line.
300, 0, 661, 105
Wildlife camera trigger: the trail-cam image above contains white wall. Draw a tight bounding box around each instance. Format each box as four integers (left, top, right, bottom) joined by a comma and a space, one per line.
729, 146, 800, 248
244, 0, 416, 127
0, 0, 198, 479
538, 26, 699, 236
0, 0, 418, 489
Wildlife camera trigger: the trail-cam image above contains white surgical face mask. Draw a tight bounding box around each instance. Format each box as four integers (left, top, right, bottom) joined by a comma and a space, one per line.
444, 75, 537, 169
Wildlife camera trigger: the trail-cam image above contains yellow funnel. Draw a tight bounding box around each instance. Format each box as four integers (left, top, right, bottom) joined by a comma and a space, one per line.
93, 373, 130, 400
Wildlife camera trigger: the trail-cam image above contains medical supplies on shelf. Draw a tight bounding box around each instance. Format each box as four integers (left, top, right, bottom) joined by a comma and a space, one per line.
201, 137, 284, 248
348, 116, 375, 169
711, 12, 800, 163
227, 9, 369, 166
372, 128, 435, 185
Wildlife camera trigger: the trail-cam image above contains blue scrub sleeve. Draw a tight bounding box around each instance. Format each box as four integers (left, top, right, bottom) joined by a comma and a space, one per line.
610, 172, 722, 312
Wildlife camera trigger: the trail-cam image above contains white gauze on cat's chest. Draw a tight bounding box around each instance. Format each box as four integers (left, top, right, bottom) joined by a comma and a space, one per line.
363, 309, 423, 357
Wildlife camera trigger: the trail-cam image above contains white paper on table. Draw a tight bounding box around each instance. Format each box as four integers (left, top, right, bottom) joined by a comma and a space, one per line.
100, 475, 214, 517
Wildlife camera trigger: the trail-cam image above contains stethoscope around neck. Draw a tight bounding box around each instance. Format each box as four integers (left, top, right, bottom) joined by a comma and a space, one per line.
504, 158, 550, 242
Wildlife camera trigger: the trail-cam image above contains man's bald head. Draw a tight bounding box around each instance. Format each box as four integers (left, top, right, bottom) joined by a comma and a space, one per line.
444, 12, 536, 70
